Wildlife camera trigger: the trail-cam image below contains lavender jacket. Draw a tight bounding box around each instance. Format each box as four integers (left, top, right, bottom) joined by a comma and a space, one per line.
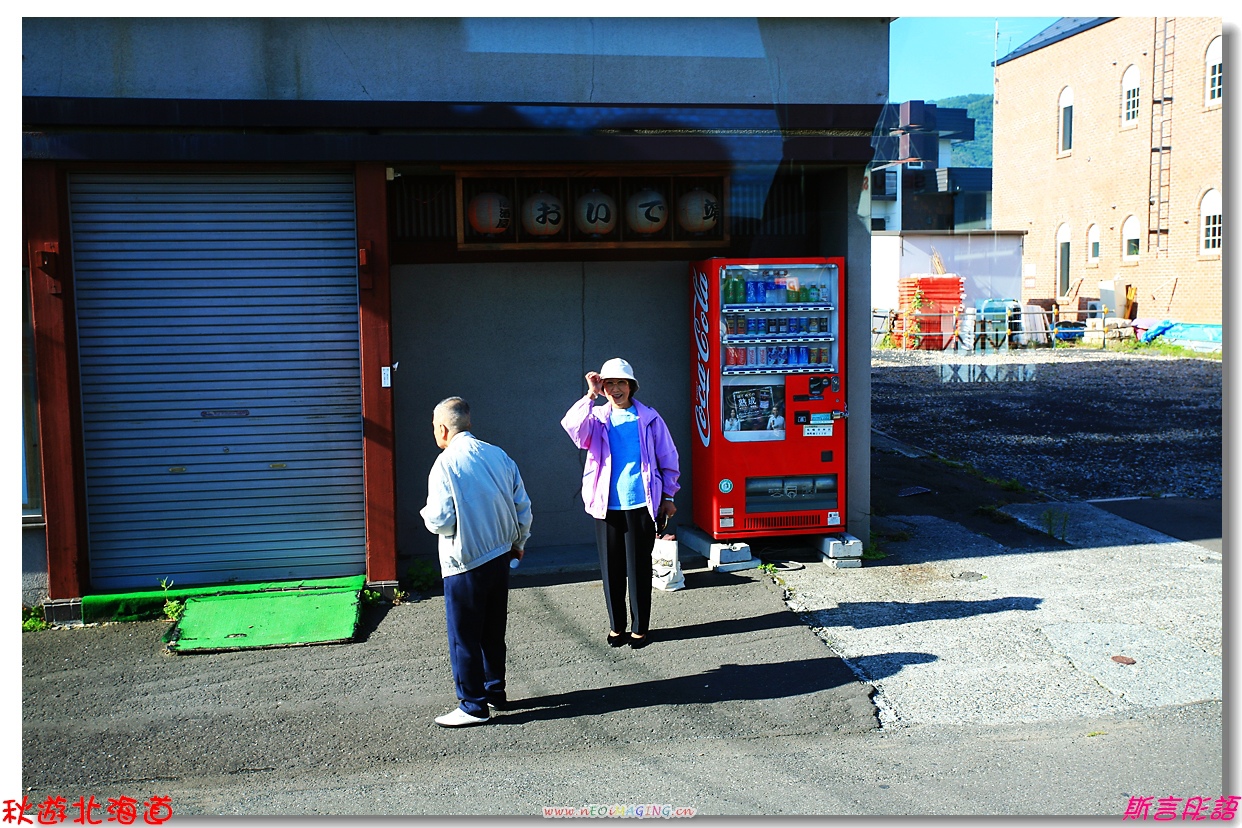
561, 395, 681, 521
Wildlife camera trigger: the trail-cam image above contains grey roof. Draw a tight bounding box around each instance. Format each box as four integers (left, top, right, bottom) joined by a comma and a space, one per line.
995, 17, 1116, 66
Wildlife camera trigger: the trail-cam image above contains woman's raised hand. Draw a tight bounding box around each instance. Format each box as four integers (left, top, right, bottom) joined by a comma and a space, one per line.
585, 371, 604, 398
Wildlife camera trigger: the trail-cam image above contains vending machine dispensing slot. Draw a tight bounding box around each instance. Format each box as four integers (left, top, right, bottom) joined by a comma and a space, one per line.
690, 257, 848, 541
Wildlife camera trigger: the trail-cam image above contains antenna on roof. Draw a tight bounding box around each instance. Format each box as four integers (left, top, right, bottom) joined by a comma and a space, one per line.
993, 19, 999, 103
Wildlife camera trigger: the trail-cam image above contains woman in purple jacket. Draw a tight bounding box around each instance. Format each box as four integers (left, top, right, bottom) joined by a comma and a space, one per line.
561, 358, 680, 649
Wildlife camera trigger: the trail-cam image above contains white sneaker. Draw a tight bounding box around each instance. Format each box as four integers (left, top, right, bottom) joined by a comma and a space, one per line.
434, 707, 489, 728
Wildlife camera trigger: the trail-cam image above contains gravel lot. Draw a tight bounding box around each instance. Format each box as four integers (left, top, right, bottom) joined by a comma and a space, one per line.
868, 345, 1223, 501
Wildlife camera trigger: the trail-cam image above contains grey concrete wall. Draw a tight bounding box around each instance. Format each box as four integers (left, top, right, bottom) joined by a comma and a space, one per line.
23, 525, 48, 607
846, 169, 873, 547
391, 261, 691, 562
22, 17, 889, 106
817, 167, 873, 545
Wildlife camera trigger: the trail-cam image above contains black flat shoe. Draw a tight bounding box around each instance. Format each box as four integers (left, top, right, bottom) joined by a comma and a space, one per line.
607, 632, 628, 648
628, 633, 650, 649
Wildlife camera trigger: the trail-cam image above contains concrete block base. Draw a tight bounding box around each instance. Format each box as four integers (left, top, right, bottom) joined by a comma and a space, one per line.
817, 532, 863, 560
43, 598, 83, 626
712, 557, 762, 573
823, 558, 863, 569
678, 524, 761, 572
366, 580, 400, 601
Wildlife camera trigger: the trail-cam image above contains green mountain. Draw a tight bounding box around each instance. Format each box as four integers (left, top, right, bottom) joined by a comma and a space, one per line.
931, 93, 992, 168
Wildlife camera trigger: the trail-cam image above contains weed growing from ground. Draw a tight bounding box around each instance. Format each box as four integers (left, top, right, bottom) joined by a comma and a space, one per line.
22, 605, 49, 632
975, 504, 1017, 523
1040, 508, 1071, 542
158, 577, 185, 622
406, 560, 441, 595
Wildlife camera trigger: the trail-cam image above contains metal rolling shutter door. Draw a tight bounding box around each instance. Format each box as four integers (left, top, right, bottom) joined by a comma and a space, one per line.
69, 173, 367, 591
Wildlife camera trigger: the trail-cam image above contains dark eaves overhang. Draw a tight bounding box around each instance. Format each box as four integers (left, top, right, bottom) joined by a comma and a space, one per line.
23, 97, 884, 166
994, 18, 1116, 67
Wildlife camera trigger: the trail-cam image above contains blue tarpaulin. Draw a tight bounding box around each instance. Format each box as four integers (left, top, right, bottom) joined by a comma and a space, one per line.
1142, 320, 1222, 351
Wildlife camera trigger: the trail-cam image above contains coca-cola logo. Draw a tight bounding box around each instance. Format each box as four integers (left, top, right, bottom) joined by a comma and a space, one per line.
692, 267, 711, 447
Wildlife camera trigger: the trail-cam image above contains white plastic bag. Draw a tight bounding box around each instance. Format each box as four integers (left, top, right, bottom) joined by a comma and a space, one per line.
651, 534, 685, 591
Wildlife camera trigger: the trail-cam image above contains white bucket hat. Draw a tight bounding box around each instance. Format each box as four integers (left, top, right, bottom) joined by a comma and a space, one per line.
599, 357, 638, 394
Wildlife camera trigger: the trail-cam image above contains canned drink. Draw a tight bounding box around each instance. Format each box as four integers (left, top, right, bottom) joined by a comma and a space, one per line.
789, 316, 800, 334
801, 346, 811, 365
819, 316, 829, 331
800, 317, 810, 332
745, 317, 754, 335
778, 317, 788, 335
747, 346, 757, 366
767, 317, 777, 335
745, 278, 758, 304
809, 317, 820, 333
756, 346, 767, 366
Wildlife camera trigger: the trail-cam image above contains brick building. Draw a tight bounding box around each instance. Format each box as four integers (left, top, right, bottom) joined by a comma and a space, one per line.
993, 18, 1223, 324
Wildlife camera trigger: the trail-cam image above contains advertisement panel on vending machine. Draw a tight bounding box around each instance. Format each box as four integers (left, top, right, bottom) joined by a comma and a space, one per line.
690, 257, 847, 541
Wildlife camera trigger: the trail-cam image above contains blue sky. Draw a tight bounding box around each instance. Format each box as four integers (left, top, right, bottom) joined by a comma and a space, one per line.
889, 17, 1060, 102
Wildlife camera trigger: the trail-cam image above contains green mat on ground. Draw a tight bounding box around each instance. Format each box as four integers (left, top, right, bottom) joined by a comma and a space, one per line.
83, 575, 366, 623
165, 587, 361, 653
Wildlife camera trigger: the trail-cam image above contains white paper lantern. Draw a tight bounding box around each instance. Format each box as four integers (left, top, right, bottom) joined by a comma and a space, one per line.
626, 189, 668, 234
467, 192, 511, 235
677, 188, 720, 234
574, 190, 617, 236
521, 191, 564, 236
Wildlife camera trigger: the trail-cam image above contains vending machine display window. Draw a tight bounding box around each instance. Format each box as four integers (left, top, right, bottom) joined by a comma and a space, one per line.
722, 378, 785, 442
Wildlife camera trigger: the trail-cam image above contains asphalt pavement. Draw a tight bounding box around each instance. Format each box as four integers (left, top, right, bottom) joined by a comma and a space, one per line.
18, 434, 1227, 817
1089, 497, 1223, 554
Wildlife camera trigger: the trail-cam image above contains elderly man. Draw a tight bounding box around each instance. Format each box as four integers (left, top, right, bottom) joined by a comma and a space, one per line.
420, 397, 532, 728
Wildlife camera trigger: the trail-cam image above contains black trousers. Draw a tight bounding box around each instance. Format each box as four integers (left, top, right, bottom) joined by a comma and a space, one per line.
594, 507, 656, 635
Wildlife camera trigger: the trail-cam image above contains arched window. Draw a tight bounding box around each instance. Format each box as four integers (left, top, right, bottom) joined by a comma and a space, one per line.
1087, 224, 1100, 263
1057, 223, 1071, 294
1206, 36, 1223, 107
1201, 189, 1222, 253
1059, 87, 1074, 152
1122, 216, 1141, 260
1122, 65, 1140, 125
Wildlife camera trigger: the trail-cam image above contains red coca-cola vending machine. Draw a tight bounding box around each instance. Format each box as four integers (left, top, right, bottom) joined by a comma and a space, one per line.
690, 257, 847, 541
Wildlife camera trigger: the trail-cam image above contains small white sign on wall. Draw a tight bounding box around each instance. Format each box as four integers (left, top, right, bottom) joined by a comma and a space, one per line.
1023, 263, 1037, 277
